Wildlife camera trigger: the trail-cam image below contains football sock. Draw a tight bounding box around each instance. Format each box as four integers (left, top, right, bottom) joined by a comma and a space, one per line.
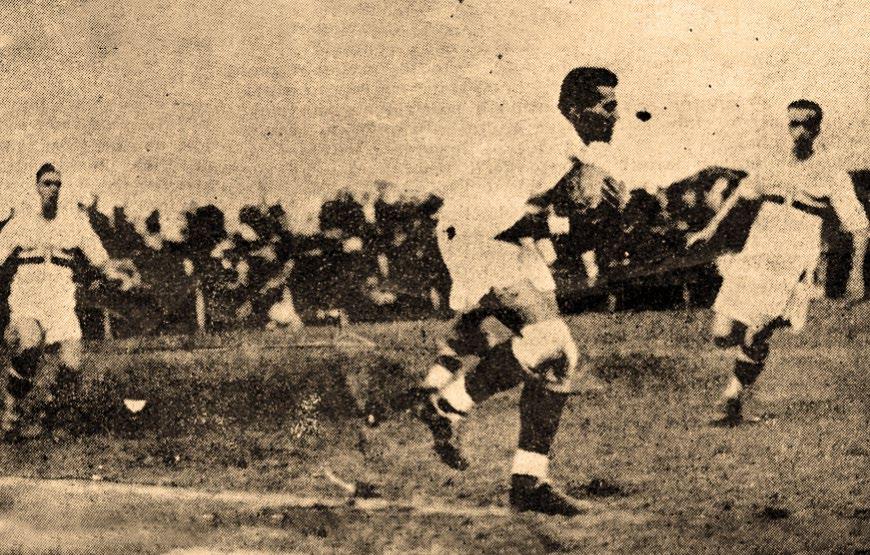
518, 382, 567, 456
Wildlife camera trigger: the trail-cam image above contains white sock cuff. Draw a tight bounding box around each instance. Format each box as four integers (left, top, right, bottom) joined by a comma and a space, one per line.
440, 375, 474, 414
723, 375, 743, 398
423, 365, 453, 390
511, 449, 549, 480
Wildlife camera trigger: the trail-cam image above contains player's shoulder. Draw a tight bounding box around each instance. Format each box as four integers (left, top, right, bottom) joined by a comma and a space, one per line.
0, 203, 16, 224
1, 202, 35, 229
578, 141, 619, 175
579, 162, 616, 185
551, 156, 610, 186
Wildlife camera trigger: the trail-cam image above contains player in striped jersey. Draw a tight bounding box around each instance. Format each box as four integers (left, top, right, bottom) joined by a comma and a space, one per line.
688, 100, 868, 425
0, 163, 136, 440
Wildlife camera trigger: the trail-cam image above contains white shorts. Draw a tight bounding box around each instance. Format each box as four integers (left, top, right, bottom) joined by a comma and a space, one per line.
713, 203, 822, 332
438, 233, 556, 313
8, 296, 82, 345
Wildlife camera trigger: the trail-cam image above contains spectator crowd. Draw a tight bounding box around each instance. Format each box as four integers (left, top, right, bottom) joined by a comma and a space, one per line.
73, 182, 451, 337
4, 167, 865, 340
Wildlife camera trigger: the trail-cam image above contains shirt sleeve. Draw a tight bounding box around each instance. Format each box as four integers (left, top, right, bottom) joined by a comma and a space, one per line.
77, 214, 111, 267
0, 215, 21, 264
830, 172, 869, 233
735, 172, 763, 200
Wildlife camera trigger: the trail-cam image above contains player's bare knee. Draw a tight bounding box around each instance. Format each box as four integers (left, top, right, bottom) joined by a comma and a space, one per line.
58, 340, 83, 370
496, 283, 559, 325
511, 319, 578, 384
4, 318, 44, 356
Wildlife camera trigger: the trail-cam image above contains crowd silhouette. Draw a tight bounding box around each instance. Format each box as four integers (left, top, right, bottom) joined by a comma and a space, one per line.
2, 167, 863, 340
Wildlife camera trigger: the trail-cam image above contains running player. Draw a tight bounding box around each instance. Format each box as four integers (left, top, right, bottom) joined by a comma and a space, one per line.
0, 163, 137, 440
688, 100, 868, 425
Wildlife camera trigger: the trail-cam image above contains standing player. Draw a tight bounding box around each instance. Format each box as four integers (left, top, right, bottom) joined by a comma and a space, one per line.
0, 163, 136, 440
415, 67, 626, 516
688, 100, 868, 425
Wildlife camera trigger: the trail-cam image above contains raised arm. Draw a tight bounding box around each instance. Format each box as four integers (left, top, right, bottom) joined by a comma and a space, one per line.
686, 177, 755, 247
78, 215, 140, 290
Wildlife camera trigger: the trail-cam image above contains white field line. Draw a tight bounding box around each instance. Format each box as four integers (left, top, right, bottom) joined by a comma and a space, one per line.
0, 476, 648, 524
91, 341, 859, 362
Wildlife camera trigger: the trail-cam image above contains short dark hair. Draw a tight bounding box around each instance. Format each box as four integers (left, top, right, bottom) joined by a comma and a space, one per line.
788, 99, 823, 125
558, 67, 618, 118
36, 163, 57, 182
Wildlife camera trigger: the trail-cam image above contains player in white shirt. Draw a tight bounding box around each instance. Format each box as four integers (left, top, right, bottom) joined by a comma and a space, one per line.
688, 100, 868, 425
0, 163, 135, 440
415, 67, 624, 516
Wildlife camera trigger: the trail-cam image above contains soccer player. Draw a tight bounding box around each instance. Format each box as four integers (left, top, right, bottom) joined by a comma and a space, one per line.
0, 163, 136, 440
688, 100, 868, 425
415, 67, 625, 516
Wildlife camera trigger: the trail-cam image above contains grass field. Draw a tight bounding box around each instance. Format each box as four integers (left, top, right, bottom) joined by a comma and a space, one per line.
0, 302, 867, 554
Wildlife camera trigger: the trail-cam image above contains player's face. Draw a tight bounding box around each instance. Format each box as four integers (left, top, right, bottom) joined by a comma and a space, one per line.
788, 107, 820, 145
37, 170, 61, 211
574, 86, 618, 144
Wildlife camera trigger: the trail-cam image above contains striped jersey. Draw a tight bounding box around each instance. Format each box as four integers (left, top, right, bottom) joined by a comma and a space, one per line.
0, 202, 109, 310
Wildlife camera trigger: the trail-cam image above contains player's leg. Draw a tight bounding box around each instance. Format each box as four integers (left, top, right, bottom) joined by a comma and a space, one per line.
420, 306, 492, 391
47, 339, 85, 435
30, 311, 85, 438
424, 283, 564, 419
419, 282, 549, 470
21, 341, 65, 438
1, 317, 46, 438
509, 381, 578, 515
505, 311, 584, 515
417, 304, 502, 470
425, 284, 585, 514
712, 314, 745, 421
713, 314, 786, 425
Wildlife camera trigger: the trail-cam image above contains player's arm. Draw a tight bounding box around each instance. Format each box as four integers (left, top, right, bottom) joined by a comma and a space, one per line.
0, 244, 17, 266
79, 217, 140, 290
509, 206, 558, 266
0, 235, 16, 266
524, 182, 570, 267
832, 173, 868, 300
0, 211, 21, 265
686, 177, 755, 247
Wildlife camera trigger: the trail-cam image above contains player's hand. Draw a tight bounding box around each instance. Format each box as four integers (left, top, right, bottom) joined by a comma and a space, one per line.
104, 258, 141, 291
518, 241, 541, 269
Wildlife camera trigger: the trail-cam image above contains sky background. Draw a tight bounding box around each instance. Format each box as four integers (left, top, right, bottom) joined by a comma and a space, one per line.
1, 0, 868, 230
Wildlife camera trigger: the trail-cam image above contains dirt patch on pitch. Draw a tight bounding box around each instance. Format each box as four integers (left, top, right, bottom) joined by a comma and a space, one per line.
77, 350, 418, 439
592, 352, 708, 393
